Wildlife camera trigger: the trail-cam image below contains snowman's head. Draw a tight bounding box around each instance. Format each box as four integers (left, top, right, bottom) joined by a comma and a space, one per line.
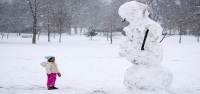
118, 1, 150, 22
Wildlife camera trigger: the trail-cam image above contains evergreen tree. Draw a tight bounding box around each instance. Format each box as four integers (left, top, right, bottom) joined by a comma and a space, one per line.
84, 27, 98, 40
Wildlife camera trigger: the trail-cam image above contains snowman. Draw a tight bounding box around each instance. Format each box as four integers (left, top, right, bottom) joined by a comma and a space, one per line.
118, 1, 173, 93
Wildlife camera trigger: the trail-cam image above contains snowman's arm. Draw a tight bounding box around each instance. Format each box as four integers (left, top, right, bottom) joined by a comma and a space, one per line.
141, 29, 149, 50
159, 32, 167, 43
122, 18, 126, 23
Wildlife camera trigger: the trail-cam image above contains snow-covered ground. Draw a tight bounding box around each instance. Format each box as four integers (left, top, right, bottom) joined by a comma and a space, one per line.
0, 34, 200, 94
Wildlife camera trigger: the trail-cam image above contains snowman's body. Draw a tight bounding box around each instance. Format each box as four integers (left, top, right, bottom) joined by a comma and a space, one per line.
118, 1, 173, 93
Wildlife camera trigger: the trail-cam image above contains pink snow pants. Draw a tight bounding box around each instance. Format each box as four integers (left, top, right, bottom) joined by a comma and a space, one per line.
47, 73, 57, 88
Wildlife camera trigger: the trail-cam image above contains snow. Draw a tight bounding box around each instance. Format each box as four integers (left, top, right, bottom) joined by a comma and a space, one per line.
0, 34, 200, 94
118, 1, 173, 93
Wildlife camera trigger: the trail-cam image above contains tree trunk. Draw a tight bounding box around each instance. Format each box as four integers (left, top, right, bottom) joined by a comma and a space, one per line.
48, 26, 50, 42
169, 27, 171, 35
32, 31, 37, 44
90, 36, 92, 40
179, 32, 182, 43
59, 29, 62, 43
47, 9, 50, 42
107, 30, 109, 41
80, 26, 82, 35
179, 26, 182, 44
110, 26, 113, 44
74, 26, 78, 34
74, 26, 77, 34
7, 32, 9, 39
67, 27, 71, 35
59, 33, 61, 43
28, 0, 39, 44
110, 36, 112, 44
37, 31, 40, 40
198, 33, 199, 43
198, 26, 200, 43
1, 34, 4, 40
54, 31, 56, 39
189, 31, 190, 36
47, 23, 50, 42
32, 17, 37, 44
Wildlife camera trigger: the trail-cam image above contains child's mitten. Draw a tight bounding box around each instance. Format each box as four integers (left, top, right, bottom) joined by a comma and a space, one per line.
57, 73, 61, 77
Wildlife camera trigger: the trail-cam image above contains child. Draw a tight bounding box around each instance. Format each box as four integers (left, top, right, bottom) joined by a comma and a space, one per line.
40, 56, 61, 90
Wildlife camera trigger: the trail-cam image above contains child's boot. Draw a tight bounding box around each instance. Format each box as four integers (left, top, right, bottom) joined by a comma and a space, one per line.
48, 87, 54, 90
52, 86, 58, 89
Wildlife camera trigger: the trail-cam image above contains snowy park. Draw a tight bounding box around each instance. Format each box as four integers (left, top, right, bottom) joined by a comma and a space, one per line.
0, 0, 200, 94
0, 34, 200, 94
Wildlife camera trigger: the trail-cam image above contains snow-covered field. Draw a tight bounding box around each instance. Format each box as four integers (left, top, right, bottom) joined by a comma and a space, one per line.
0, 34, 200, 94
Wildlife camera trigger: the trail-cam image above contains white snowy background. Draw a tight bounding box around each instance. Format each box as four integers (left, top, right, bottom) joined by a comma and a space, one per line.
0, 34, 200, 94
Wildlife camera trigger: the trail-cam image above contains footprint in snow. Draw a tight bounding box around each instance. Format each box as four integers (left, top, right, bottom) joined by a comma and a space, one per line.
88, 90, 106, 94
4, 85, 46, 90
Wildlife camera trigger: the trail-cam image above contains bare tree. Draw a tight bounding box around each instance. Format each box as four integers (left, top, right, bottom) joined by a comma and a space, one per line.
51, 0, 68, 43
0, 0, 199, 42
27, 0, 42, 44
46, 1, 51, 42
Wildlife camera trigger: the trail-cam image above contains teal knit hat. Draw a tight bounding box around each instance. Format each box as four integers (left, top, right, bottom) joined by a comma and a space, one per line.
44, 56, 54, 60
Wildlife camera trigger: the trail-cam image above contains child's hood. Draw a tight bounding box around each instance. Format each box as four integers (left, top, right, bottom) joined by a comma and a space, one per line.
40, 62, 57, 67
40, 62, 48, 67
